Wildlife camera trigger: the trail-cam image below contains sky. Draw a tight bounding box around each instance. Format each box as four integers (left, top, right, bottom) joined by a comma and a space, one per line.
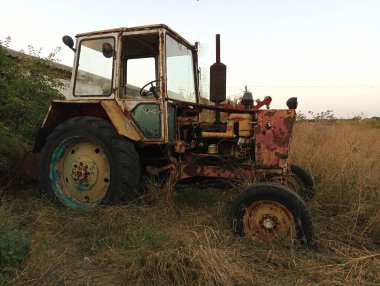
1, 0, 379, 118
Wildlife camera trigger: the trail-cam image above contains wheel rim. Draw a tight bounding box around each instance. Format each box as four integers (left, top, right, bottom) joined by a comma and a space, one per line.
242, 200, 296, 242
50, 137, 111, 208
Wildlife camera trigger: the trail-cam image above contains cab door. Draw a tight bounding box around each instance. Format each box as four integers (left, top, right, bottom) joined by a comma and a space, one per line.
117, 30, 167, 143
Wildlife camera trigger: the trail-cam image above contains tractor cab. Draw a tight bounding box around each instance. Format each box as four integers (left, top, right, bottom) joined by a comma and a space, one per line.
63, 24, 199, 142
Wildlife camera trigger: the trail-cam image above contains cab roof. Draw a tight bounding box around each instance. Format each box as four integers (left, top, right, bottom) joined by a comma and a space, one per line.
75, 24, 194, 48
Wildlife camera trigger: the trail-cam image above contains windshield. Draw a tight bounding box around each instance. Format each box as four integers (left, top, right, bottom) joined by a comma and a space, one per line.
74, 37, 114, 97
166, 35, 196, 103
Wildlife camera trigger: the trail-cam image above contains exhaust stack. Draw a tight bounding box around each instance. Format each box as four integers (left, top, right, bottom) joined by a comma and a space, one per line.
210, 34, 226, 105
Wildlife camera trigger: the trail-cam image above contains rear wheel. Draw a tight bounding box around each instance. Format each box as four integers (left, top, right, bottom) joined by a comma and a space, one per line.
230, 183, 313, 244
40, 116, 140, 208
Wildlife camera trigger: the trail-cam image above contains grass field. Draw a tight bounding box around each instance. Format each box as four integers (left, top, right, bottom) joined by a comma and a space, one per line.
1, 122, 379, 285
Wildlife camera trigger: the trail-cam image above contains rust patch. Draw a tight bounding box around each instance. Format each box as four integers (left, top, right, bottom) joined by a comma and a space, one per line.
173, 141, 186, 153
179, 162, 286, 181
146, 165, 172, 175
254, 110, 296, 168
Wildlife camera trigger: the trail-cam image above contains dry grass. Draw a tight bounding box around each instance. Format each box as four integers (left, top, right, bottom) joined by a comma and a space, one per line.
1, 122, 379, 285
291, 122, 380, 244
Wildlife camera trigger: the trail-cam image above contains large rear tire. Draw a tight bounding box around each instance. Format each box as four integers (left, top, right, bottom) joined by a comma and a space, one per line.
230, 183, 313, 244
40, 116, 140, 208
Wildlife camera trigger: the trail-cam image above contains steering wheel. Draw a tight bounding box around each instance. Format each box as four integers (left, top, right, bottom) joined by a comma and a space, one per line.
140, 80, 160, 98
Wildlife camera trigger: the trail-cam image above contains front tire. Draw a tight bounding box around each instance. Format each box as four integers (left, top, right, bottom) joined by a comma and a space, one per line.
289, 164, 315, 201
230, 183, 313, 244
40, 116, 140, 208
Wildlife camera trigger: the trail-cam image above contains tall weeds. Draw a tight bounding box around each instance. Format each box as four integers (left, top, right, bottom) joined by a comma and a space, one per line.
291, 122, 380, 243
1, 122, 379, 285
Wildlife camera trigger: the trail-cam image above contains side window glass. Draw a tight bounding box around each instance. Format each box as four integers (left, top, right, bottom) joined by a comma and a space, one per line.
74, 37, 114, 96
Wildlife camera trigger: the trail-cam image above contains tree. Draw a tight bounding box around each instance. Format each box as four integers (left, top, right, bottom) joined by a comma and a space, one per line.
307, 110, 336, 122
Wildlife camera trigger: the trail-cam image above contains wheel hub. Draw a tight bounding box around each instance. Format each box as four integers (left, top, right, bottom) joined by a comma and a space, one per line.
69, 155, 101, 191
51, 139, 111, 206
242, 200, 296, 242
261, 216, 277, 230
72, 162, 89, 183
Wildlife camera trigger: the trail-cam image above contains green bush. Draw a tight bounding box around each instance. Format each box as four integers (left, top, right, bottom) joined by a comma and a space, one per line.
0, 43, 64, 177
0, 123, 28, 175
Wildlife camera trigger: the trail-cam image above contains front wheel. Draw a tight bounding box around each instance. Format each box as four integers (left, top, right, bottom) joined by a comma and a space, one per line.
230, 183, 313, 244
40, 117, 140, 209
267, 164, 315, 202
288, 164, 315, 201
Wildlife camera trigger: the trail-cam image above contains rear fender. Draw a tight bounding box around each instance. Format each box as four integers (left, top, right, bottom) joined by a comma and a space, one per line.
33, 100, 142, 152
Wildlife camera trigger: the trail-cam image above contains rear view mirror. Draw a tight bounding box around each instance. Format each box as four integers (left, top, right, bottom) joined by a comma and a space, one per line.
102, 42, 114, 58
62, 35, 75, 52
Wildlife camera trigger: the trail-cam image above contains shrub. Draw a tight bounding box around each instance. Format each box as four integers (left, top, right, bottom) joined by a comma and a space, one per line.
0, 123, 28, 177
0, 42, 64, 178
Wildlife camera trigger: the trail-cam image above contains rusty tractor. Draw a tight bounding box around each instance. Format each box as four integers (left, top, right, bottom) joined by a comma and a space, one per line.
22, 25, 314, 243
